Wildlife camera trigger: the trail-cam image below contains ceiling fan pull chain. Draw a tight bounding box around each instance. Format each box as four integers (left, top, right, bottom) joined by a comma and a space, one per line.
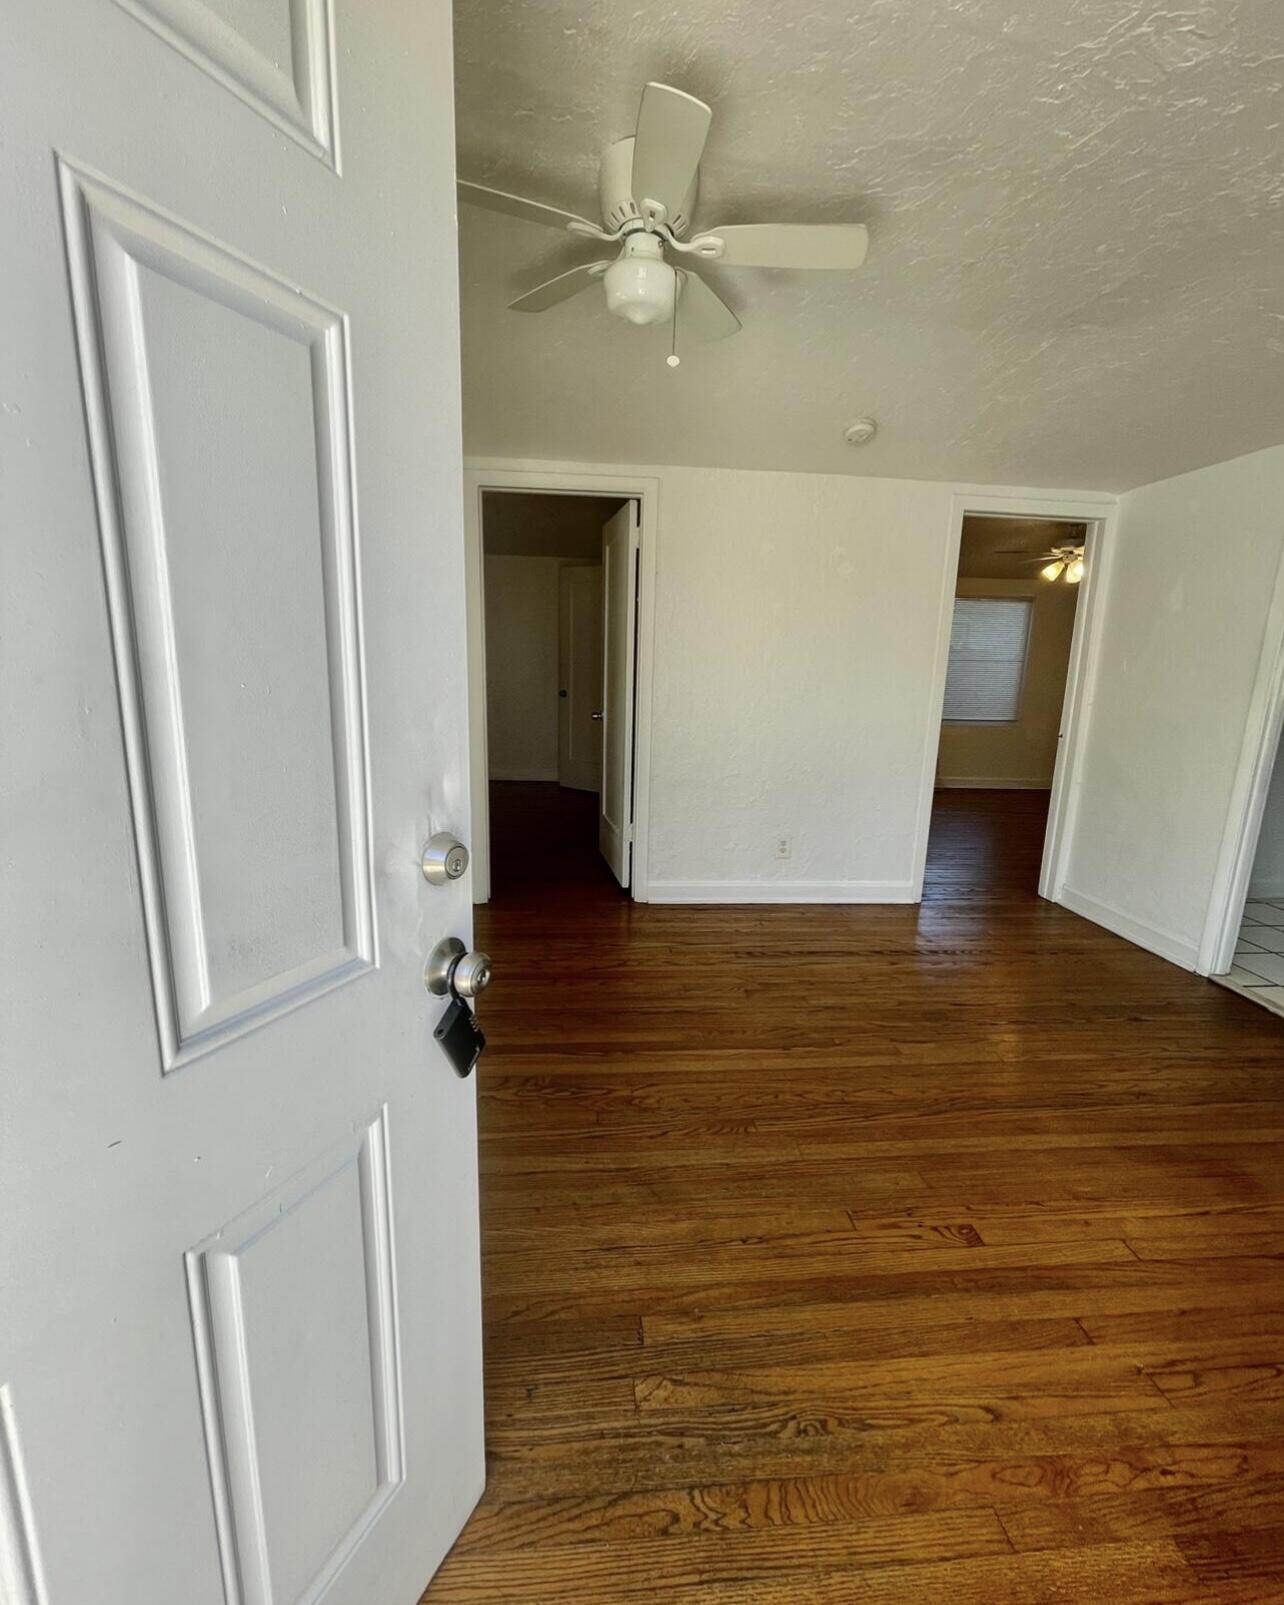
667, 283, 681, 368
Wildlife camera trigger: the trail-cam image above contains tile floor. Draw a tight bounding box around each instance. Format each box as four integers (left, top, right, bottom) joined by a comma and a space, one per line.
1217, 899, 1284, 1017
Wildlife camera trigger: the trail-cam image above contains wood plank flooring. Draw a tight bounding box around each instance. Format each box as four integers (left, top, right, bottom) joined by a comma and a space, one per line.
425, 783, 1284, 1601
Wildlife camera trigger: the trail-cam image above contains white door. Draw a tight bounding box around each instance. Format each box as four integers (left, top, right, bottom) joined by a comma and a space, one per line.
599, 503, 640, 886
558, 564, 604, 793
1, 5, 483, 1603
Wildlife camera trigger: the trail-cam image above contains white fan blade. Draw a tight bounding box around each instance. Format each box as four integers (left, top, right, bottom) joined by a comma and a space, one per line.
458, 179, 600, 236
677, 269, 740, 342
631, 83, 712, 222
705, 223, 869, 270
508, 261, 609, 313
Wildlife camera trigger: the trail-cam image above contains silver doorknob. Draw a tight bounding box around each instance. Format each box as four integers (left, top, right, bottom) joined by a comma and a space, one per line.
425, 937, 492, 998
422, 833, 470, 885
590, 711, 604, 721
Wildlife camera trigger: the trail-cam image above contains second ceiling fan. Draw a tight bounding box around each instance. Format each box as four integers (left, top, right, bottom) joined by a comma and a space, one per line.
459, 81, 870, 356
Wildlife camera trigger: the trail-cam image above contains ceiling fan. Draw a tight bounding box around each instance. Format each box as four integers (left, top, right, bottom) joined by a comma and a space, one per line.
458, 82, 870, 361
994, 541, 1086, 583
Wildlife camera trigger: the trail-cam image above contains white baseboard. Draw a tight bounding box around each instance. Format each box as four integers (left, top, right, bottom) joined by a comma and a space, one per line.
1057, 885, 1199, 970
935, 777, 1053, 790
646, 879, 917, 905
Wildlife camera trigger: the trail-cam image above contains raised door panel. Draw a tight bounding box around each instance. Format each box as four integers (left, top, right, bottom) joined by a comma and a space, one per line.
60, 161, 374, 1070
186, 1111, 403, 1605
114, 0, 340, 167
0, 1389, 47, 1605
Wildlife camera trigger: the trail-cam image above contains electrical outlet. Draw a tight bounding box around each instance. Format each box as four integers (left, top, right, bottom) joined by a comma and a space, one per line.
775, 835, 792, 860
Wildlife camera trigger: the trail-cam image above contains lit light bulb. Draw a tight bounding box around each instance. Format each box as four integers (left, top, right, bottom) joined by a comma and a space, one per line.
1065, 556, 1084, 584
1040, 560, 1065, 582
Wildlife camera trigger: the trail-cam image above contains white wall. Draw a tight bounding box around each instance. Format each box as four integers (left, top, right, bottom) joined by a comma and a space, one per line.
469, 449, 1284, 952
470, 458, 1115, 902
1249, 738, 1284, 900
648, 467, 952, 898
1062, 444, 1284, 966
483, 555, 562, 781
936, 577, 1078, 789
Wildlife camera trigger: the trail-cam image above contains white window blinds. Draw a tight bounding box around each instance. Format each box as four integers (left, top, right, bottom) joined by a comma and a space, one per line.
942, 597, 1033, 723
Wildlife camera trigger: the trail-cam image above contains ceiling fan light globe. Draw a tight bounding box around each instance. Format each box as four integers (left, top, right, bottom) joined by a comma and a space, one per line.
604, 252, 676, 327
1065, 557, 1085, 584
1040, 560, 1066, 582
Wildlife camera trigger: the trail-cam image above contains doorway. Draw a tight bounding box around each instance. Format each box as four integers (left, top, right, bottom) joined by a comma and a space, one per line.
1196, 548, 1284, 1003
923, 513, 1091, 898
466, 476, 655, 903
1216, 748, 1284, 1012
1208, 706, 1284, 1016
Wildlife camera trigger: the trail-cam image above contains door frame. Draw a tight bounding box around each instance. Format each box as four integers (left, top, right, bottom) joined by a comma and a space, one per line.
910, 489, 1119, 903
1197, 541, 1284, 975
463, 466, 659, 903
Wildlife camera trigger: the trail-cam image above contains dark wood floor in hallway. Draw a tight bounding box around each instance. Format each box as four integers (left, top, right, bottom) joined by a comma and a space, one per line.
427, 783, 1284, 1603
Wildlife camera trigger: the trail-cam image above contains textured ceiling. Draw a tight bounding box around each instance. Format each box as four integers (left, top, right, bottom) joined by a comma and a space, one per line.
453, 0, 1284, 491
958, 516, 1087, 578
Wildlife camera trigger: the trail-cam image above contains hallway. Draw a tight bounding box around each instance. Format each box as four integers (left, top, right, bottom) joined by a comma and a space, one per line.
430, 787, 1284, 1601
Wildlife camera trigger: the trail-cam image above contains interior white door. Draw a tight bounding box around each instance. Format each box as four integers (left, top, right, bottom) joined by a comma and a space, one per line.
558, 563, 605, 793
599, 503, 640, 886
1, 5, 483, 1603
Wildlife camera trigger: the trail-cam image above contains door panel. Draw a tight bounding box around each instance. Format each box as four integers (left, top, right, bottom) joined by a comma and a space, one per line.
61, 162, 374, 1067
0, 1388, 44, 1605
599, 503, 639, 886
1, 3, 482, 1601
558, 563, 604, 793
186, 1112, 402, 1605
115, 0, 340, 165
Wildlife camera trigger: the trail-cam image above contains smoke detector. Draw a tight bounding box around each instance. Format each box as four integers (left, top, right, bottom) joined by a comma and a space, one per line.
844, 418, 878, 446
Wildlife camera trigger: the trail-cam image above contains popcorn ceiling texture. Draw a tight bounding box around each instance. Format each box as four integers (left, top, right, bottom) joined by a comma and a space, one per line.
453, 0, 1284, 490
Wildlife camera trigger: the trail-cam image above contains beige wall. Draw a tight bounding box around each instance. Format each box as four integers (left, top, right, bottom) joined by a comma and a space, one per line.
936, 577, 1079, 788
483, 554, 563, 782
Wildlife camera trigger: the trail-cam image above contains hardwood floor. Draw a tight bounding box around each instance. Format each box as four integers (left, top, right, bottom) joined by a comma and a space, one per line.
427, 783, 1284, 1602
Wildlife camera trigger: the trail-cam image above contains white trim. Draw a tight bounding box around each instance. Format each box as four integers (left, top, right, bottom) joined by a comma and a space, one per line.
1039, 511, 1117, 903
0, 1385, 48, 1605
647, 879, 916, 905
910, 490, 1118, 905
1059, 885, 1199, 971
1196, 538, 1284, 975
464, 466, 660, 904
934, 778, 1053, 790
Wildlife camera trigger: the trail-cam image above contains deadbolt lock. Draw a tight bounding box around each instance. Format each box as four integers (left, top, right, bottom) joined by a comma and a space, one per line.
422, 833, 470, 885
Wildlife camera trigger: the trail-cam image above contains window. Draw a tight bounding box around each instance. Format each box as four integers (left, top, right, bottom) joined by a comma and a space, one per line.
942, 597, 1032, 723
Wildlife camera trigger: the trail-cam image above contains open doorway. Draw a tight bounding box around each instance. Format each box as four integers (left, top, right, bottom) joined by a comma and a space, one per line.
1196, 549, 1284, 1007
923, 514, 1088, 898
1216, 745, 1284, 1014
467, 486, 645, 904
